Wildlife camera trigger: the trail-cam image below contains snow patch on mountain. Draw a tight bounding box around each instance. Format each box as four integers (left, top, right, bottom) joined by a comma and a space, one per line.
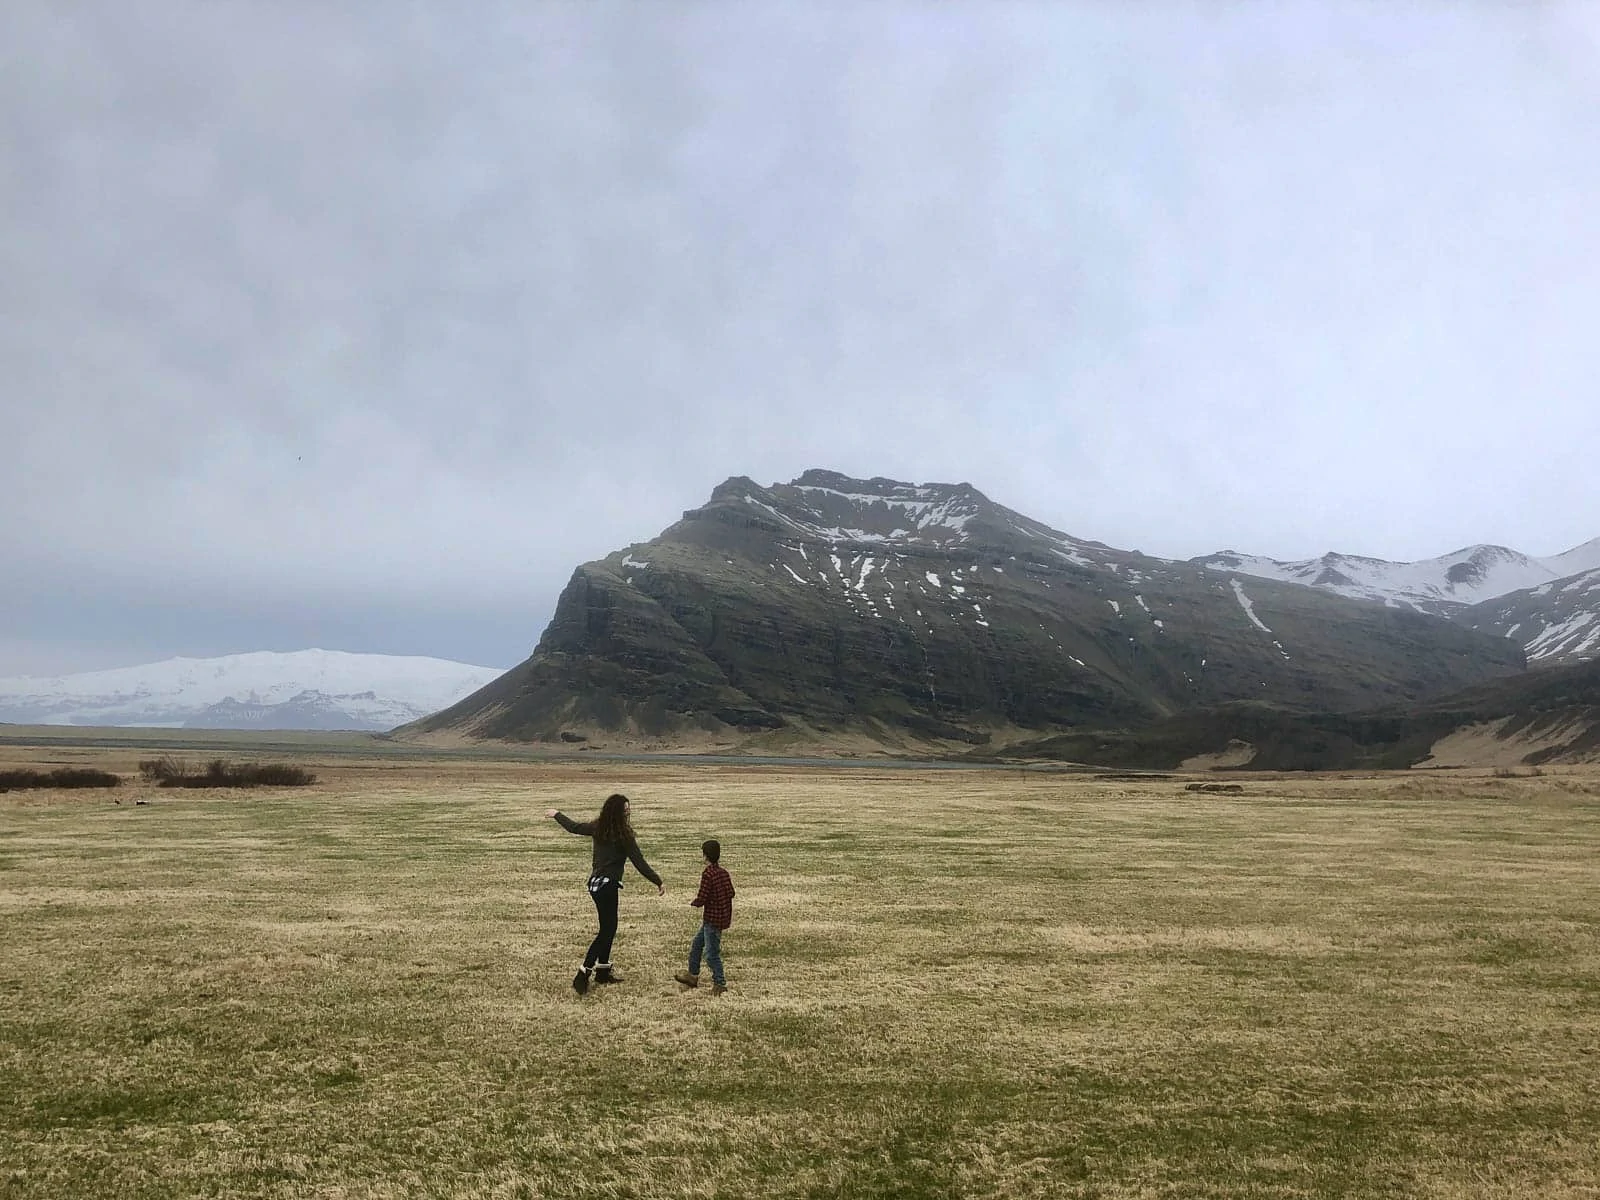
716, 471, 1118, 568
0, 649, 506, 730
1466, 567, 1600, 665
1528, 612, 1600, 660
1230, 580, 1273, 633
1230, 580, 1292, 659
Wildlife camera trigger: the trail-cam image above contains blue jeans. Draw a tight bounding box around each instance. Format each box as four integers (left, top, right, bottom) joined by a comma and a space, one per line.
689, 922, 725, 986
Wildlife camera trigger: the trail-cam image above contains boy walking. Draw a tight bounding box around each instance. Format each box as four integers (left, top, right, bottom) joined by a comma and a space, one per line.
675, 840, 734, 995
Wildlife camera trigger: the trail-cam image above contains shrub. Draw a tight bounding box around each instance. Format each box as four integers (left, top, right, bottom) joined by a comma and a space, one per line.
138, 756, 185, 783
0, 768, 122, 790
154, 759, 318, 789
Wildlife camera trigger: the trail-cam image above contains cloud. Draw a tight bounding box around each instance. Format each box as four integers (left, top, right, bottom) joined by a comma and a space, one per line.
3, 2, 1598, 672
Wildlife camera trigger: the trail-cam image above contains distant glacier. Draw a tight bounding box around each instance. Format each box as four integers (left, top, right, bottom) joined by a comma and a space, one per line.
0, 649, 507, 731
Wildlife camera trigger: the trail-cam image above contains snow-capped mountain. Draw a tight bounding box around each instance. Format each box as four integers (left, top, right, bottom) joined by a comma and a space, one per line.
1193, 538, 1600, 665
725, 470, 1115, 564
1464, 568, 1600, 665
0, 650, 507, 730
1192, 540, 1600, 616
412, 470, 1523, 747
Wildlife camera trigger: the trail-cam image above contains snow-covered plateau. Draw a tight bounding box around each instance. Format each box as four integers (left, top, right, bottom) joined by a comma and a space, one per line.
0, 649, 506, 731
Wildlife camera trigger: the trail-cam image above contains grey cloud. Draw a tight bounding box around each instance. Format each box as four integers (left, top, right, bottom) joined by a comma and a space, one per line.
4, 3, 1599, 673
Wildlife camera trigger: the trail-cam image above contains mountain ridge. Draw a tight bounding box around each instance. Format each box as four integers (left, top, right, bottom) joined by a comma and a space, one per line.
411, 470, 1527, 751
0, 649, 506, 731
1194, 539, 1600, 616
1462, 568, 1600, 664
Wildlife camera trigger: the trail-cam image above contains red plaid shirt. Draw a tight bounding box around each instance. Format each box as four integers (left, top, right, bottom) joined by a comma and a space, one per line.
691, 863, 735, 930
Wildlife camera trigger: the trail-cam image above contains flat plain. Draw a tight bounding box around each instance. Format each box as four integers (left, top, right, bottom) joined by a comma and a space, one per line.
2, 739, 1598, 1199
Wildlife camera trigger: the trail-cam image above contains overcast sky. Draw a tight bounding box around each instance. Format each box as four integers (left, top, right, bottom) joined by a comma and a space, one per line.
5, 3, 1599, 676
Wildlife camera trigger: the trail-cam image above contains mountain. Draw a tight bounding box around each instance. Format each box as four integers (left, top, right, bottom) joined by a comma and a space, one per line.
1193, 539, 1600, 617
0, 650, 506, 730
982, 657, 1600, 771
411, 470, 1525, 750
1461, 568, 1600, 665
1194, 538, 1600, 665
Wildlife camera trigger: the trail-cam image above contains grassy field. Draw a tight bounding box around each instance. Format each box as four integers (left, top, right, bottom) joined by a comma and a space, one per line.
2, 744, 1599, 1198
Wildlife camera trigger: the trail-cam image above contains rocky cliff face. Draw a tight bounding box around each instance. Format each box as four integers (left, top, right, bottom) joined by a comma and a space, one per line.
415, 471, 1527, 747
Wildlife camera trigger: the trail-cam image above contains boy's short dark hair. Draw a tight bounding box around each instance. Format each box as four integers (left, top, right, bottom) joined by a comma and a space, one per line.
702, 839, 721, 864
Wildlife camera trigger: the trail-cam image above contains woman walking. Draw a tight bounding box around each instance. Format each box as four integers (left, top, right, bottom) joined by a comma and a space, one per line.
547, 793, 663, 994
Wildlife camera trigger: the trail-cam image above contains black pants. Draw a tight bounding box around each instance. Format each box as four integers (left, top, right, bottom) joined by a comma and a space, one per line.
584, 881, 620, 969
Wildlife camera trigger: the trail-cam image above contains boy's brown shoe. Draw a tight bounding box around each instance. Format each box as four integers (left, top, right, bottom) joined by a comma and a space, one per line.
674, 971, 700, 988
711, 983, 727, 996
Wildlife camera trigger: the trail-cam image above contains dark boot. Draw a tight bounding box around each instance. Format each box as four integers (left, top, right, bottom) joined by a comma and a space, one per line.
674, 971, 700, 988
594, 963, 622, 985
572, 966, 592, 995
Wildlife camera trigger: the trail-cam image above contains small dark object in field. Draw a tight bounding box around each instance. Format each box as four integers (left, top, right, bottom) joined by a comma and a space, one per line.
1185, 782, 1244, 793
153, 758, 317, 789
0, 768, 121, 790
559, 731, 587, 743
135, 798, 150, 806
1094, 772, 1177, 781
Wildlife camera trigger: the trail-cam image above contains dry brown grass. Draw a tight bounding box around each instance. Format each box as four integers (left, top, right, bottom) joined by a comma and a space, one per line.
2, 744, 1598, 1198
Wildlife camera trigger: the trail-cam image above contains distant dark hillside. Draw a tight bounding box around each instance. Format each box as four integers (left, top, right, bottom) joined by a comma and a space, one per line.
982, 658, 1600, 771
409, 471, 1525, 750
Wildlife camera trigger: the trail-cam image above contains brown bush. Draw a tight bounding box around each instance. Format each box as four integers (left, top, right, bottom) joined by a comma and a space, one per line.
0, 768, 121, 790
153, 759, 317, 789
138, 756, 185, 783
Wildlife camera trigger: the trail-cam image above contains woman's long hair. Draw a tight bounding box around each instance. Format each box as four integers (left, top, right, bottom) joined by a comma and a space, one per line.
593, 793, 634, 844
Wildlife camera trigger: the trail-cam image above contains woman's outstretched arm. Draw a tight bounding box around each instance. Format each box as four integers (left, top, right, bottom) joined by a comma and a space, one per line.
547, 810, 594, 836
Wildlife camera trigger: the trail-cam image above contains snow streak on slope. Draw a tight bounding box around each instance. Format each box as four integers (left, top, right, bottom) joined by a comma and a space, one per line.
1230, 580, 1292, 660
1230, 580, 1273, 632
0, 650, 506, 730
760, 539, 1024, 641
